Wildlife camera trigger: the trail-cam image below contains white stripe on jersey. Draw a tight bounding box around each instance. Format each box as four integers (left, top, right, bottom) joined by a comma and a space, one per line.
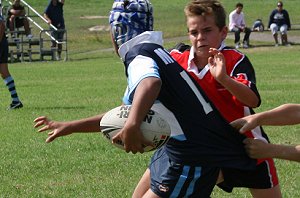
154, 48, 174, 65
180, 71, 213, 114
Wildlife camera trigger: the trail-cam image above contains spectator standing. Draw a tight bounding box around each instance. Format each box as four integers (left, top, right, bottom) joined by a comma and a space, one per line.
0, 15, 23, 109
229, 2, 251, 49
7, 0, 32, 39
268, 1, 291, 46
44, 0, 65, 60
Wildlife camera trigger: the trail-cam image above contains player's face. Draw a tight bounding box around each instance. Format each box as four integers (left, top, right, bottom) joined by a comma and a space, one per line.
187, 14, 227, 63
110, 30, 119, 56
236, 6, 243, 14
14, 0, 20, 6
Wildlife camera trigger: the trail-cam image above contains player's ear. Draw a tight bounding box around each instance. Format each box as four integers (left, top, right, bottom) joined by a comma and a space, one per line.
221, 26, 228, 41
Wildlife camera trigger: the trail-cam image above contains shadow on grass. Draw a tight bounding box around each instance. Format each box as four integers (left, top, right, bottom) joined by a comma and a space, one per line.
30, 106, 87, 110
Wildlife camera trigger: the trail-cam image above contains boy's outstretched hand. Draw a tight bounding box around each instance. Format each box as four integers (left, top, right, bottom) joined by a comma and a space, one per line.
230, 114, 259, 133
34, 116, 73, 143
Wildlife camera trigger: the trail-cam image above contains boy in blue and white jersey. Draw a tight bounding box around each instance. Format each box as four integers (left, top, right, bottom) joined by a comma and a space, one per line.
34, 0, 258, 197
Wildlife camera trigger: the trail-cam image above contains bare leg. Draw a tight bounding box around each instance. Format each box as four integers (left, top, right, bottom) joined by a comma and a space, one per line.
250, 184, 282, 198
281, 34, 288, 45
132, 168, 151, 198
273, 33, 279, 45
0, 63, 11, 79
23, 18, 31, 36
9, 16, 15, 33
58, 44, 62, 58
142, 189, 160, 198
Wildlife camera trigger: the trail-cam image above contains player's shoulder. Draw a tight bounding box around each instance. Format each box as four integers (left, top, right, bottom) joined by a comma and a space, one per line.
221, 47, 246, 65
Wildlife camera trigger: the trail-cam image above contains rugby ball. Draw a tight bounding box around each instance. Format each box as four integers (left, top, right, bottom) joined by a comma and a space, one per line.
100, 105, 171, 152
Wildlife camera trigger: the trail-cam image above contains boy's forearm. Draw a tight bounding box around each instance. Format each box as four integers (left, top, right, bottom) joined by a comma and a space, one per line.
219, 76, 259, 107
271, 144, 300, 162
127, 77, 161, 127
69, 114, 104, 133
256, 104, 300, 126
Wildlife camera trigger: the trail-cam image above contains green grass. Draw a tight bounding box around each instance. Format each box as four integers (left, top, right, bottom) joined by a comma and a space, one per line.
0, 0, 300, 197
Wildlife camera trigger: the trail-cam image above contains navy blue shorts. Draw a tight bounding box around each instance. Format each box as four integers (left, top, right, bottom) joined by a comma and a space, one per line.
149, 147, 219, 198
0, 39, 8, 64
217, 159, 279, 192
50, 28, 65, 43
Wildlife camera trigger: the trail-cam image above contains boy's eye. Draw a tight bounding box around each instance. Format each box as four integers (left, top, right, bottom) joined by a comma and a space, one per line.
189, 31, 198, 36
203, 28, 212, 33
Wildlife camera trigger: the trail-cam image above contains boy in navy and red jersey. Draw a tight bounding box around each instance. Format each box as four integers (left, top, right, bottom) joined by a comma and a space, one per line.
169, 1, 281, 197
134, 0, 281, 197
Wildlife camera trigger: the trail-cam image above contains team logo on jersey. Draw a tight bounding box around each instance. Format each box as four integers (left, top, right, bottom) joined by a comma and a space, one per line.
159, 184, 169, 192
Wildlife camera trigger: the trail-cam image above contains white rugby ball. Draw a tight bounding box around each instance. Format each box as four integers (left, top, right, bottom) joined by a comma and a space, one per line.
100, 105, 171, 152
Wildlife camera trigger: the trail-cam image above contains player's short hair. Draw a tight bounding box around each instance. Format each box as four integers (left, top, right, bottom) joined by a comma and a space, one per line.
235, 2, 243, 8
277, 1, 283, 7
184, 0, 226, 31
109, 0, 153, 48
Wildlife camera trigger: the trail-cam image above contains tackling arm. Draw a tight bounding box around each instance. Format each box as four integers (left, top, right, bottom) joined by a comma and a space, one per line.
112, 77, 161, 153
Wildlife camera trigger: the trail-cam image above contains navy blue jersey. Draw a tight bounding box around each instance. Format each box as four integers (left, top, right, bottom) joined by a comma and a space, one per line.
268, 9, 291, 28
124, 43, 255, 169
122, 34, 256, 170
44, 2, 65, 29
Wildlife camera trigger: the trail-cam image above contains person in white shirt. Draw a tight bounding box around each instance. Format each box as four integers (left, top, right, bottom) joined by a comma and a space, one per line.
229, 2, 251, 49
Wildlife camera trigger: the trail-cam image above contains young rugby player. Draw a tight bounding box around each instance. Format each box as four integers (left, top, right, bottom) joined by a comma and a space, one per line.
0, 14, 23, 109
134, 0, 281, 197
35, 0, 260, 197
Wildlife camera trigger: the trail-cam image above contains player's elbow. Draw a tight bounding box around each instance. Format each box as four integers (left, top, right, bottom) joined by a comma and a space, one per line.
150, 77, 162, 90
247, 98, 260, 108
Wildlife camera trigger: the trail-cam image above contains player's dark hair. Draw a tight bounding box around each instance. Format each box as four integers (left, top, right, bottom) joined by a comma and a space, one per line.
184, 0, 226, 31
277, 1, 283, 6
236, 2, 243, 8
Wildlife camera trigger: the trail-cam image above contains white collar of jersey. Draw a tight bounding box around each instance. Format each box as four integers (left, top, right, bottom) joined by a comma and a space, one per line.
118, 31, 163, 61
187, 41, 226, 78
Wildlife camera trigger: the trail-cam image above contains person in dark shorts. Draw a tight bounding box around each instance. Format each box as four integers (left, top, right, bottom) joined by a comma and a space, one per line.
0, 15, 23, 109
44, 0, 65, 60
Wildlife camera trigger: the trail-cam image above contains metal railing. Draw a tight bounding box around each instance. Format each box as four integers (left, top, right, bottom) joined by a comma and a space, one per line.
1, 0, 67, 61
3, 0, 60, 44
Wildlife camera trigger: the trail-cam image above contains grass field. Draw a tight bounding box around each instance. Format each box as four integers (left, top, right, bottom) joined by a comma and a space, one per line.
0, 0, 300, 197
